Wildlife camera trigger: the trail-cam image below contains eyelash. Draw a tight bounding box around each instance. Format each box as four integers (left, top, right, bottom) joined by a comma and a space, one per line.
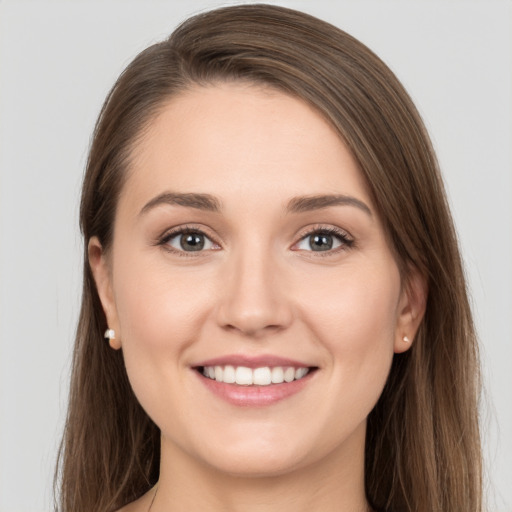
294, 226, 355, 257
157, 224, 354, 258
157, 225, 219, 258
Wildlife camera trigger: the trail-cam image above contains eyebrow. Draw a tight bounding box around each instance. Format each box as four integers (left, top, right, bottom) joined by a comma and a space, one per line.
286, 194, 372, 216
139, 192, 222, 216
139, 191, 372, 217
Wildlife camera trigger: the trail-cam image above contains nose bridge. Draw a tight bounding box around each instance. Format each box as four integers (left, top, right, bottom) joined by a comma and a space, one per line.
217, 236, 291, 336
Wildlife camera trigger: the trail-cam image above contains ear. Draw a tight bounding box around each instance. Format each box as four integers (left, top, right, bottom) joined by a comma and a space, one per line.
88, 236, 122, 350
394, 267, 428, 354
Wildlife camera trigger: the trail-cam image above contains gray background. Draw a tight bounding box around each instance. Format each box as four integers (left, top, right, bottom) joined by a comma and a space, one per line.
0, 1, 511, 511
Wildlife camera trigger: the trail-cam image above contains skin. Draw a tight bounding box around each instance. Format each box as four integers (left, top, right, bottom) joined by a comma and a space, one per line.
90, 83, 426, 512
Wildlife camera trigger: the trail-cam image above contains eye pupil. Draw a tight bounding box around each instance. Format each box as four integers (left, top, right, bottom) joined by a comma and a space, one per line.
310, 234, 333, 251
181, 233, 205, 251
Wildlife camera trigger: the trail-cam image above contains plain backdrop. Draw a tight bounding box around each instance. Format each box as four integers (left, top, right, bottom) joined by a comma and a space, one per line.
0, 1, 511, 511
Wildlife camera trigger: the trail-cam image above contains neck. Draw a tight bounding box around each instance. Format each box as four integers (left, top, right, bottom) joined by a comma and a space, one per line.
152, 427, 369, 512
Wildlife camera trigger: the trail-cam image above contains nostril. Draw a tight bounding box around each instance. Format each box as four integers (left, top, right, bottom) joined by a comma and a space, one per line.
222, 322, 286, 338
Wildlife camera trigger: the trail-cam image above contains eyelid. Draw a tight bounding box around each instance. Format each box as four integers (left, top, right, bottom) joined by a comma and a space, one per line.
155, 223, 354, 257
291, 224, 354, 253
295, 224, 353, 240
157, 224, 221, 256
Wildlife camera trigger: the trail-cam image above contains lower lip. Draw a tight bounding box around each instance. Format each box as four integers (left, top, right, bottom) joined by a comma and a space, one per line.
195, 370, 315, 407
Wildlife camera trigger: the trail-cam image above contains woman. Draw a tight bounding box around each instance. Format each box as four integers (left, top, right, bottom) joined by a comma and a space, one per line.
56, 4, 482, 511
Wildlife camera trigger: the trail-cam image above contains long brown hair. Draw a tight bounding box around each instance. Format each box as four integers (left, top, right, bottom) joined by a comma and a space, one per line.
55, 4, 482, 511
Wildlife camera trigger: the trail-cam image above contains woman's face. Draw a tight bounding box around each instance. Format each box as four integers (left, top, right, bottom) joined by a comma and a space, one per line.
91, 83, 421, 477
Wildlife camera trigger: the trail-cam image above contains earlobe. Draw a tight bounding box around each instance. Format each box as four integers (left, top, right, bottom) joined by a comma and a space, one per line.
88, 237, 122, 350
394, 268, 428, 354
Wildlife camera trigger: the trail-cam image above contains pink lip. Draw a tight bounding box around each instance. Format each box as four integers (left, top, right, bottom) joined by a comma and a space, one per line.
196, 374, 314, 406
192, 354, 317, 407
193, 354, 312, 369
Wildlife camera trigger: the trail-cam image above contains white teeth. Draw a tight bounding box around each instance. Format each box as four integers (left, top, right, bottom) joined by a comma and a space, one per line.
201, 365, 310, 385
284, 367, 295, 383
223, 365, 236, 383
235, 366, 253, 385
271, 366, 284, 384
295, 367, 308, 380
253, 367, 272, 386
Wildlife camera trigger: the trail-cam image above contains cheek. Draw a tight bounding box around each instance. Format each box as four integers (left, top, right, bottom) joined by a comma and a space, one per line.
299, 262, 400, 395
303, 261, 399, 338
110, 254, 220, 431
111, 252, 216, 389
114, 253, 212, 343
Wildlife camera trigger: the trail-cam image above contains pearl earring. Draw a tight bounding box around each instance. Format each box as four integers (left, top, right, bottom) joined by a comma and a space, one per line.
403, 335, 410, 343
104, 328, 116, 340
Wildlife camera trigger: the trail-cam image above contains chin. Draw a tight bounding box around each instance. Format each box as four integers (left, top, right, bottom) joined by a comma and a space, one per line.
203, 448, 308, 478
185, 425, 339, 479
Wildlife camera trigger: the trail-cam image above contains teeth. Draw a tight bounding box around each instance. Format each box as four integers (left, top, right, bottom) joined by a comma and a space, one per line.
253, 367, 272, 386
223, 365, 236, 383
284, 367, 295, 383
271, 367, 284, 384
295, 367, 308, 380
201, 365, 310, 385
235, 366, 253, 385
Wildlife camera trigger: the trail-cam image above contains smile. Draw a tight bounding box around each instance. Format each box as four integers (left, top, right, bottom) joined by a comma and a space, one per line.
194, 357, 318, 406
201, 365, 310, 386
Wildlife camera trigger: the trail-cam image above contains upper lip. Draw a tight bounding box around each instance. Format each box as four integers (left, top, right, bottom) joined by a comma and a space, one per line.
193, 354, 315, 369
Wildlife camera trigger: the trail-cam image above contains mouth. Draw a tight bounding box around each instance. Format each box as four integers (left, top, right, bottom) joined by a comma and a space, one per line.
196, 365, 315, 386
192, 357, 318, 406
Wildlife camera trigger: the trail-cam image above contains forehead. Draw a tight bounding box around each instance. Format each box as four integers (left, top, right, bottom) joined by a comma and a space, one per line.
121, 82, 371, 214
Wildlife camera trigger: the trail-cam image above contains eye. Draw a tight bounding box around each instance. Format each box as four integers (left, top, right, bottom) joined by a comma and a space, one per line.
294, 228, 353, 253
162, 229, 218, 253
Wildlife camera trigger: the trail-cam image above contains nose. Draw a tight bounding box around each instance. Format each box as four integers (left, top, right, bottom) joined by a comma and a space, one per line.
216, 245, 293, 338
